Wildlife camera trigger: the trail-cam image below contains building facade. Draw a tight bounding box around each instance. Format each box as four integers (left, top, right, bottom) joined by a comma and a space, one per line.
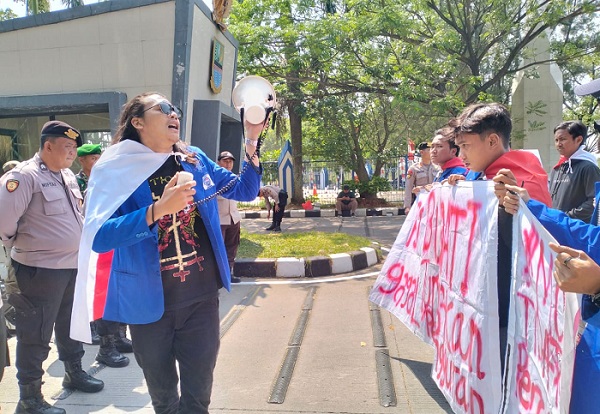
0, 0, 244, 171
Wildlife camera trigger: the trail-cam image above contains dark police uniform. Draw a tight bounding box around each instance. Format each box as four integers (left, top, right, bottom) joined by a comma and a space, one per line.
0, 121, 103, 414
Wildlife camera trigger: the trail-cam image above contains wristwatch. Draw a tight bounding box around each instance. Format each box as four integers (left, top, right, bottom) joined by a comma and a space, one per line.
590, 292, 600, 308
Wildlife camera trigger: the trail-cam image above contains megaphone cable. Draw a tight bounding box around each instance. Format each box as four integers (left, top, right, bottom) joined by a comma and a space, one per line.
189, 112, 271, 208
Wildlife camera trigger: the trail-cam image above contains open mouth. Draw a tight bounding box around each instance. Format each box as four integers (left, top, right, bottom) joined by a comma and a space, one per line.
168, 123, 179, 131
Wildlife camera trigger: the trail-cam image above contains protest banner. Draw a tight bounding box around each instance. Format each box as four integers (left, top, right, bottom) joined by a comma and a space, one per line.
369, 182, 579, 414
370, 182, 502, 413
505, 200, 579, 413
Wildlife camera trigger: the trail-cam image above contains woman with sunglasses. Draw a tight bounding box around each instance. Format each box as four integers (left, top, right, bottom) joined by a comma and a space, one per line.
72, 92, 264, 413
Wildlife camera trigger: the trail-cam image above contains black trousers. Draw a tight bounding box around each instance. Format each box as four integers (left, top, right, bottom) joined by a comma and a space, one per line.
220, 221, 241, 272
12, 261, 84, 384
0, 310, 8, 382
272, 190, 288, 225
129, 296, 220, 414
95, 318, 120, 336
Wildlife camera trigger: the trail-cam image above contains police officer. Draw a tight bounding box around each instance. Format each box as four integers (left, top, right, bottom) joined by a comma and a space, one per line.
76, 143, 132, 367
0, 121, 104, 414
404, 142, 438, 214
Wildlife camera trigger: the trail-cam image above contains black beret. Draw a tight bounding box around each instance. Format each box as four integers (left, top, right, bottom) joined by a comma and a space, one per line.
417, 142, 430, 150
41, 121, 83, 147
218, 151, 235, 161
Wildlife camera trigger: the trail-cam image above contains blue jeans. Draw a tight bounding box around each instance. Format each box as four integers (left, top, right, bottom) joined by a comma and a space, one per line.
129, 296, 220, 414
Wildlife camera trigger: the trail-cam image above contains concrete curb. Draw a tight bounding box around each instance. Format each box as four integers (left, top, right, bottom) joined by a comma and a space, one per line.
233, 246, 381, 278
241, 207, 406, 219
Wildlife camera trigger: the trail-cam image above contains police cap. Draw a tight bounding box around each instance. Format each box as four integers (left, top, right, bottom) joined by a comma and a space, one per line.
41, 121, 83, 147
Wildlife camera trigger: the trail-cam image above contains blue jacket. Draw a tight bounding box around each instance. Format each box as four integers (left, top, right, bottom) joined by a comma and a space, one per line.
526, 182, 600, 322
435, 165, 468, 182
92, 147, 261, 325
527, 182, 600, 413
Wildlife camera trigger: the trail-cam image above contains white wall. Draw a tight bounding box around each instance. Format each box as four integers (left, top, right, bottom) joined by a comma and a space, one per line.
0, 2, 176, 99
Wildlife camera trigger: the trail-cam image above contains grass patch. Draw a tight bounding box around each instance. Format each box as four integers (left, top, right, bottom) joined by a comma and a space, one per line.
238, 229, 373, 258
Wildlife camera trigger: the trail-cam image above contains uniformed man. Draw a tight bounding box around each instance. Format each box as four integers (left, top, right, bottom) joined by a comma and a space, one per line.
75, 144, 104, 345
0, 121, 104, 414
76, 143, 133, 367
75, 143, 102, 195
259, 184, 288, 232
217, 151, 242, 283
1, 160, 20, 297
404, 142, 438, 214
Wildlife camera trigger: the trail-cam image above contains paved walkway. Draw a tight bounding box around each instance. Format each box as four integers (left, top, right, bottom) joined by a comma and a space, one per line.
0, 215, 452, 413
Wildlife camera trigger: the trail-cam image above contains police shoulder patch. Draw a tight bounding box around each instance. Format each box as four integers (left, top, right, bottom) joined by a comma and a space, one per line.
6, 179, 19, 193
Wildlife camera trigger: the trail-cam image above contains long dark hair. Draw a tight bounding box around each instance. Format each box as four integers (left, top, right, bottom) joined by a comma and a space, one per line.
112, 92, 197, 164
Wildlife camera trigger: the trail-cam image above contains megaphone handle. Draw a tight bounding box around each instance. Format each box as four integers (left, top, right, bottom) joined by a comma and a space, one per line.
189, 118, 267, 208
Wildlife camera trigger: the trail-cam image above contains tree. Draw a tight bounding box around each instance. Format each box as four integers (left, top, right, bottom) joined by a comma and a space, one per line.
230, 0, 338, 204
231, 0, 600, 200
0, 9, 18, 21
12, 0, 50, 15
12, 0, 83, 16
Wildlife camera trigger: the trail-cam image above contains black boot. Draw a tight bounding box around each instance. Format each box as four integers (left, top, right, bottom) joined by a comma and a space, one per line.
90, 321, 101, 345
115, 325, 133, 353
62, 360, 104, 393
265, 222, 276, 231
95, 335, 130, 368
273, 220, 282, 232
15, 379, 66, 414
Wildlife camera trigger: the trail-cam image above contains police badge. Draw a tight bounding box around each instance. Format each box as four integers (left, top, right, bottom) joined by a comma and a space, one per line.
6, 179, 19, 192
210, 38, 224, 94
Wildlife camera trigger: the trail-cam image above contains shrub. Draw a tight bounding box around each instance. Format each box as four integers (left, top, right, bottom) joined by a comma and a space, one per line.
343, 176, 391, 198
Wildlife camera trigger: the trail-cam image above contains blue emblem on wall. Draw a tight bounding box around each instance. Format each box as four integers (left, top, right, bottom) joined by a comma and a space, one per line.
210, 38, 224, 94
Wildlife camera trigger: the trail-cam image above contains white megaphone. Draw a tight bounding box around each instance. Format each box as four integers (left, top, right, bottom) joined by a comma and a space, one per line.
232, 75, 276, 124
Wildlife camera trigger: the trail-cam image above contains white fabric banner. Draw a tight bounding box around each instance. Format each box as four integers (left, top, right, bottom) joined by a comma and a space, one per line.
504, 200, 580, 414
370, 182, 502, 413
369, 182, 579, 414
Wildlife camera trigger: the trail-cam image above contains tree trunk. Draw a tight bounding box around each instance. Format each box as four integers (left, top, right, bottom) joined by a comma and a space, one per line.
287, 99, 304, 204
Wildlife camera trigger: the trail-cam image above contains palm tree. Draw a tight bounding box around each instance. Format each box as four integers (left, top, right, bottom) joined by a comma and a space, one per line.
60, 0, 84, 7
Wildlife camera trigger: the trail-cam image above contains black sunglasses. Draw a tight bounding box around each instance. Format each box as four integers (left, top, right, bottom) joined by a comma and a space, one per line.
141, 102, 183, 119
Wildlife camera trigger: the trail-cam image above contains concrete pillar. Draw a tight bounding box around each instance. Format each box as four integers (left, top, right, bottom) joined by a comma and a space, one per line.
190, 100, 243, 171
511, 32, 563, 172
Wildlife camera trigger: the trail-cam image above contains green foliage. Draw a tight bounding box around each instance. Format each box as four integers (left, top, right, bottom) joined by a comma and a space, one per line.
12, 0, 50, 14
259, 148, 282, 163
0, 9, 18, 20
344, 176, 391, 198
231, 0, 600, 185
526, 101, 548, 116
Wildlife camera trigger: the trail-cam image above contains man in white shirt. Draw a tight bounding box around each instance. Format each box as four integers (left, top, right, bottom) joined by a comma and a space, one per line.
217, 151, 242, 283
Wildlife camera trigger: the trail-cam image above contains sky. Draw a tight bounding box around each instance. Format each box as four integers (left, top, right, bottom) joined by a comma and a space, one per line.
1, 0, 75, 16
